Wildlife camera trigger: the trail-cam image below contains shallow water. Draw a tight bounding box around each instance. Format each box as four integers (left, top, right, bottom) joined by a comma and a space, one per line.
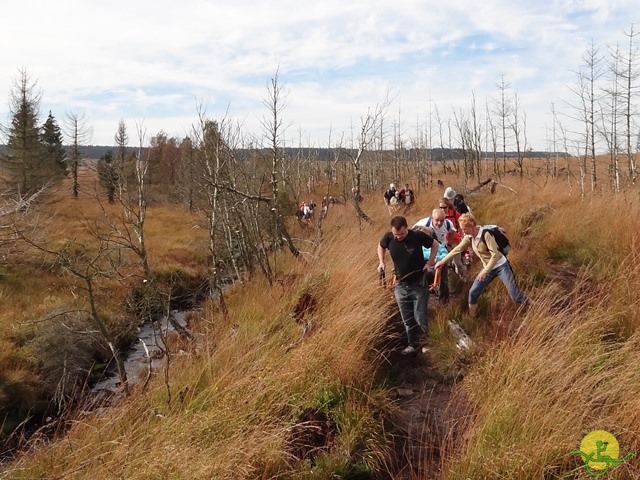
91, 310, 189, 394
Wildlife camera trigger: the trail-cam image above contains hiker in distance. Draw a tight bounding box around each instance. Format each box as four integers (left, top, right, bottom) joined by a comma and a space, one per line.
377, 215, 439, 355
434, 213, 529, 318
383, 183, 397, 214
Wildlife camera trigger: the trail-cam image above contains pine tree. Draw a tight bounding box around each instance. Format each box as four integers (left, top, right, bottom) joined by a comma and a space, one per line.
97, 150, 118, 203
41, 111, 67, 177
0, 69, 46, 193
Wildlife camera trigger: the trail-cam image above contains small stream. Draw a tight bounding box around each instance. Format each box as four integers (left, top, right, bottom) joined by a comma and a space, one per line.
91, 310, 190, 395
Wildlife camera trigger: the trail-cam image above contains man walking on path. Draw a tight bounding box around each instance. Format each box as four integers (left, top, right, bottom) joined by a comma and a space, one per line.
378, 215, 439, 354
434, 213, 529, 318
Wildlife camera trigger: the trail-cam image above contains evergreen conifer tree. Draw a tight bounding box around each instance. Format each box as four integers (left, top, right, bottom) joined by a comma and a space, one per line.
0, 69, 47, 193
97, 150, 118, 203
41, 110, 67, 177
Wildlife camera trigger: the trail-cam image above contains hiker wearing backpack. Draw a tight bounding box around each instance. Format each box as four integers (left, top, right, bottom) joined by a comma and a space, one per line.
453, 193, 472, 215
434, 213, 529, 318
413, 208, 459, 303
438, 197, 467, 277
378, 215, 439, 355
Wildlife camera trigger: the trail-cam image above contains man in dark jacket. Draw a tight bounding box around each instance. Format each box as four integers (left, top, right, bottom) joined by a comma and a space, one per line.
377, 216, 439, 354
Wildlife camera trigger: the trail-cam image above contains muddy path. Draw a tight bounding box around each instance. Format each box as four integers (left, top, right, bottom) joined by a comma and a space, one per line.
375, 303, 470, 480
380, 262, 583, 479
387, 352, 463, 479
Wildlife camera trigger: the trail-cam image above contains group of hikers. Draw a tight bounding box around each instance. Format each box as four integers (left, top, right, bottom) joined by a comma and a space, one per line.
383, 183, 416, 214
377, 186, 530, 355
297, 196, 345, 224
296, 201, 318, 224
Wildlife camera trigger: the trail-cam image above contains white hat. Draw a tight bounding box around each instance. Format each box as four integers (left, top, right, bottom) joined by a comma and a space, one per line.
444, 187, 456, 200
390, 183, 396, 189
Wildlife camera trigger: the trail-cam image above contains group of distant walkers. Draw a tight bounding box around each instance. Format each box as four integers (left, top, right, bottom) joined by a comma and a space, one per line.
296, 196, 343, 224
383, 183, 415, 214
377, 185, 530, 355
296, 201, 318, 224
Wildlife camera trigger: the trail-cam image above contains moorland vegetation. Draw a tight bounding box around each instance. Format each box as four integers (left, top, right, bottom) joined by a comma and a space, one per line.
1, 67, 640, 479
0, 154, 639, 479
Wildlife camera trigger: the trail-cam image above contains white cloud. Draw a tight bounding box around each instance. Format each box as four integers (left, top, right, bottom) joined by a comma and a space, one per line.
0, 0, 637, 152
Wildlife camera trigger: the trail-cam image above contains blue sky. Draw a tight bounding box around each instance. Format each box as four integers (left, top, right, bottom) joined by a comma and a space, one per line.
0, 0, 637, 151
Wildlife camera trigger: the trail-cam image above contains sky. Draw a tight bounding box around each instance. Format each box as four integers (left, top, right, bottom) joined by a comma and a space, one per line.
0, 0, 638, 151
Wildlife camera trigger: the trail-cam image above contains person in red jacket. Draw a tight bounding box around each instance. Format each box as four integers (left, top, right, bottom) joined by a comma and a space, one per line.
439, 191, 466, 276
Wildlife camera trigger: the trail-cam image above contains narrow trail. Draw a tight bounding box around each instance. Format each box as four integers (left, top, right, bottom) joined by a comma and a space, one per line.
389, 351, 463, 479
378, 298, 470, 480
384, 262, 582, 479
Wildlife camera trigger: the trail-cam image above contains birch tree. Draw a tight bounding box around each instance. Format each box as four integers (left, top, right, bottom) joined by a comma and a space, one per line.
346, 95, 391, 224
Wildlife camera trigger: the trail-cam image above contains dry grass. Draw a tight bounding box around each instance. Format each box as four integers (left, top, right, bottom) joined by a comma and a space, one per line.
3, 166, 640, 479
1, 194, 401, 479
0, 170, 210, 440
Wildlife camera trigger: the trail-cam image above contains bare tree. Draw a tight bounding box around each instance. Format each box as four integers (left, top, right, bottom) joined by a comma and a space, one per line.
317, 129, 345, 229
346, 95, 391, 224
620, 25, 640, 184
566, 42, 604, 198
92, 124, 160, 320
191, 107, 236, 313
21, 232, 131, 395
434, 104, 449, 175
260, 71, 300, 262
452, 106, 473, 181
585, 41, 605, 192
176, 136, 197, 211
129, 125, 152, 281
469, 91, 483, 183
486, 100, 500, 176
602, 43, 623, 193
64, 112, 92, 198
511, 92, 528, 178
549, 102, 562, 179
493, 75, 512, 175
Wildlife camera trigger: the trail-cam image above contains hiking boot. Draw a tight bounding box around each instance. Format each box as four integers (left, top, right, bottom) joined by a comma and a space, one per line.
401, 345, 418, 355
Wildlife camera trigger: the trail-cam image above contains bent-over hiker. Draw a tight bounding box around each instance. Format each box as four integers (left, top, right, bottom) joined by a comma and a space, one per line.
378, 215, 439, 354
413, 208, 459, 303
434, 213, 529, 318
439, 197, 466, 276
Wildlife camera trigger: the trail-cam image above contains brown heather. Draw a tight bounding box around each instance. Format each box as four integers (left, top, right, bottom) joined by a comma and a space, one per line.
2, 166, 640, 479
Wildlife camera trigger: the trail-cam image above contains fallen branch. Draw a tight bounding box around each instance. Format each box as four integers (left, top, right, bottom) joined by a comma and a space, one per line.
467, 179, 494, 194
447, 320, 473, 351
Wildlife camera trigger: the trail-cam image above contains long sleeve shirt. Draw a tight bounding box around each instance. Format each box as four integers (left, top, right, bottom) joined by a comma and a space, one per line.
441, 226, 507, 277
